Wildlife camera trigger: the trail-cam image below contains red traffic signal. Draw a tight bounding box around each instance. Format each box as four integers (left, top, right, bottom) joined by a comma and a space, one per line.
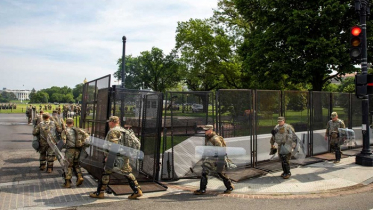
350, 26, 362, 61
351, 26, 362, 36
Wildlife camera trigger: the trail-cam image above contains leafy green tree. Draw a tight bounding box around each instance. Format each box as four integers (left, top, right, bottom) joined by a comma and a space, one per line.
175, 18, 242, 90
234, 0, 371, 91
73, 83, 84, 102
115, 47, 184, 92
337, 77, 355, 93
51, 93, 63, 103
115, 55, 142, 89
62, 94, 75, 103
30, 91, 49, 103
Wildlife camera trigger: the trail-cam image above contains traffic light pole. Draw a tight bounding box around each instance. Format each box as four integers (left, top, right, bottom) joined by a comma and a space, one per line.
355, 0, 373, 166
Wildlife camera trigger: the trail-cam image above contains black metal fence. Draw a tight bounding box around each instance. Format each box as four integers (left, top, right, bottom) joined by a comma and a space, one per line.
162, 90, 371, 180
79, 76, 163, 184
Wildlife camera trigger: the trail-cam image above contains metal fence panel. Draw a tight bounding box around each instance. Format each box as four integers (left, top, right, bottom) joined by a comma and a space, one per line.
161, 91, 214, 180
217, 89, 253, 167
284, 91, 310, 156
311, 91, 331, 155
255, 90, 281, 162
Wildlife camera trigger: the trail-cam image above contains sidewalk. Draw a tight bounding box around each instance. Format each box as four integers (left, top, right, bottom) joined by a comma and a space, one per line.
168, 156, 373, 196
1, 156, 373, 210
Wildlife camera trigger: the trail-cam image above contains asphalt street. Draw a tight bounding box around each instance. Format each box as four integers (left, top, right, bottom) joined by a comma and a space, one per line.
0, 113, 372, 210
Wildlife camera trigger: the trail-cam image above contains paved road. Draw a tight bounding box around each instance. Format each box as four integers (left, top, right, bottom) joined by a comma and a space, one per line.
0, 114, 372, 210
55, 189, 373, 210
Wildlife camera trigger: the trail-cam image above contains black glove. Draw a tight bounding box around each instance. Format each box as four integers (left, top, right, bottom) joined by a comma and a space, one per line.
271, 129, 277, 136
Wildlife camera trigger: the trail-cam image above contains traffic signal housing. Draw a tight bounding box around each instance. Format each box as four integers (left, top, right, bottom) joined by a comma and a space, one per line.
350, 26, 363, 61
355, 73, 373, 98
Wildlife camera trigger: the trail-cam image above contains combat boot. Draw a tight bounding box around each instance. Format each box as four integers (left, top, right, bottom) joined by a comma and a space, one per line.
39, 164, 46, 171
128, 188, 143, 199
193, 189, 206, 195
62, 179, 71, 188
46, 167, 53, 173
76, 174, 84, 186
283, 173, 291, 179
89, 192, 104, 199
223, 184, 234, 194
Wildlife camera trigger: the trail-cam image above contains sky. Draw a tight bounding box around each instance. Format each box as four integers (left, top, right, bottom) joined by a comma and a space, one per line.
0, 0, 218, 91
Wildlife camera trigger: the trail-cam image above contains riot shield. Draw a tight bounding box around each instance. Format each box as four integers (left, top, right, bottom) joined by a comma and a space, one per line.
195, 146, 246, 173
291, 133, 307, 164
81, 136, 144, 175
338, 128, 356, 146
41, 132, 69, 179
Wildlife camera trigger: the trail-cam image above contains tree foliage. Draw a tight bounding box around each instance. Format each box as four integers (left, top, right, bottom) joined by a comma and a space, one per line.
175, 18, 242, 90
115, 47, 184, 92
234, 0, 373, 91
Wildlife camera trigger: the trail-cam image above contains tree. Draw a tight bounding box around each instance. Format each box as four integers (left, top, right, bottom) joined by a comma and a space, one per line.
175, 18, 242, 91
73, 83, 84, 102
62, 94, 75, 103
115, 47, 184, 92
30, 91, 49, 103
234, 0, 372, 91
338, 77, 355, 93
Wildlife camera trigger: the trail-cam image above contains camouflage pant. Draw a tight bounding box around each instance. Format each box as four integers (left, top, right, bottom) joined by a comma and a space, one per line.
330, 138, 341, 153
277, 145, 292, 165
39, 145, 55, 168
65, 148, 82, 180
102, 157, 139, 187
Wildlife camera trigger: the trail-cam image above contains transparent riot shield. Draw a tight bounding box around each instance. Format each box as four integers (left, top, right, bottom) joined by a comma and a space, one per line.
291, 133, 307, 164
195, 146, 246, 175
338, 128, 356, 146
41, 132, 69, 179
81, 136, 144, 176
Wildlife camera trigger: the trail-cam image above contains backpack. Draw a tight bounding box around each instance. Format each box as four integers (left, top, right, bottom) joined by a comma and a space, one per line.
120, 129, 141, 150
40, 121, 55, 140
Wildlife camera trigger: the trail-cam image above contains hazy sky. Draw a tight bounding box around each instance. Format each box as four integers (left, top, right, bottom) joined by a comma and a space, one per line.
0, 0, 217, 91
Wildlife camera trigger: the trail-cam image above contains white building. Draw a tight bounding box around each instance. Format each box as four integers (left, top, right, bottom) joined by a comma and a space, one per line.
1, 88, 31, 101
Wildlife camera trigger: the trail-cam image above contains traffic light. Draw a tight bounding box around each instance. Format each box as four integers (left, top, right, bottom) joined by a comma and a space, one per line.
350, 25, 363, 61
355, 74, 373, 98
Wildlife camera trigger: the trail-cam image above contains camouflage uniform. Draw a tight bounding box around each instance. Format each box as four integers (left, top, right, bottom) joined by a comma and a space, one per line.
26, 105, 32, 124
61, 122, 89, 187
270, 117, 294, 179
102, 126, 139, 188
90, 116, 142, 199
194, 127, 234, 195
32, 116, 62, 172
325, 112, 345, 162
33, 113, 43, 126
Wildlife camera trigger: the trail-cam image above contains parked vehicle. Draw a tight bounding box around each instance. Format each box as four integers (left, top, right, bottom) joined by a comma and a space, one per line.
191, 104, 203, 113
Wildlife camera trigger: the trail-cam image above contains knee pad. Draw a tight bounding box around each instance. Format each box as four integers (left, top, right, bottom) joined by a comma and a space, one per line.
102, 174, 110, 185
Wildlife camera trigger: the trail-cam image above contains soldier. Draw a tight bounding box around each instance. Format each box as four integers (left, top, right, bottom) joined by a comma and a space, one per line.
60, 118, 89, 188
32, 113, 62, 173
26, 105, 32, 124
57, 105, 62, 115
324, 112, 345, 163
89, 116, 143, 199
33, 110, 44, 127
193, 125, 234, 195
270, 117, 295, 179
51, 110, 66, 131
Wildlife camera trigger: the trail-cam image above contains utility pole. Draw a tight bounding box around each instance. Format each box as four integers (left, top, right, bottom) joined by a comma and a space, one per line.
355, 0, 373, 166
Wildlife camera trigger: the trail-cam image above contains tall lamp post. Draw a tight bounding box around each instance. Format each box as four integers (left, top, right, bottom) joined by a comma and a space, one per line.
121, 36, 126, 88
120, 36, 126, 127
355, 0, 373, 166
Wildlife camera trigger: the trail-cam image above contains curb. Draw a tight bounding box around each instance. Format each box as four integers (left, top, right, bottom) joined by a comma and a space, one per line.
167, 182, 373, 199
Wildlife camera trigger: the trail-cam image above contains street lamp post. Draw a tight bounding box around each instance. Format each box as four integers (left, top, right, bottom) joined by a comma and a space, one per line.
355, 0, 373, 166
121, 36, 127, 88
